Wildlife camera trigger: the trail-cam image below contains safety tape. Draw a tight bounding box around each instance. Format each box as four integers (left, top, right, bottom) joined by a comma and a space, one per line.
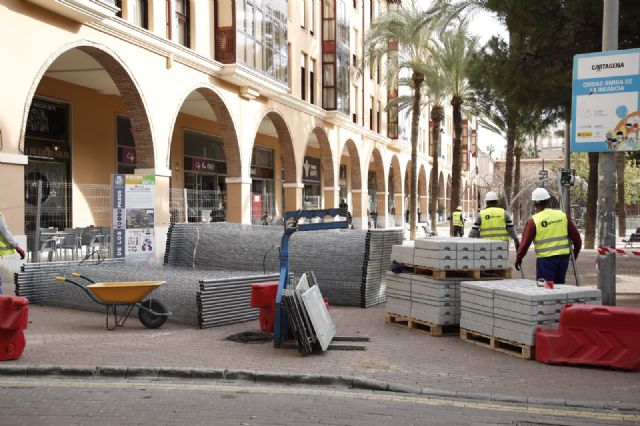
597, 246, 640, 256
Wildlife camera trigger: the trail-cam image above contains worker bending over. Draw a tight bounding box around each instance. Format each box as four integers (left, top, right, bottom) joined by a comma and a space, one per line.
515, 188, 582, 284
469, 191, 520, 248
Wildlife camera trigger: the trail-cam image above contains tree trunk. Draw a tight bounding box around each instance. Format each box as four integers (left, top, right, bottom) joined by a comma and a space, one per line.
533, 133, 538, 158
513, 146, 522, 226
429, 105, 444, 233
584, 152, 599, 249
449, 95, 463, 236
617, 152, 626, 237
503, 112, 516, 207
409, 72, 424, 240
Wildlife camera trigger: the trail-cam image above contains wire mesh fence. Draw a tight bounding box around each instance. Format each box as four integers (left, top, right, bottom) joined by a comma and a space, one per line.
169, 188, 227, 224
25, 180, 113, 263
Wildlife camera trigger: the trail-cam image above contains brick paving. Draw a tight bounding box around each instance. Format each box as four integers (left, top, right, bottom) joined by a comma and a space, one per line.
1, 226, 639, 407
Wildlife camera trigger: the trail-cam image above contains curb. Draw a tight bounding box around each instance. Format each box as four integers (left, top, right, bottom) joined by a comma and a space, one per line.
0, 364, 638, 412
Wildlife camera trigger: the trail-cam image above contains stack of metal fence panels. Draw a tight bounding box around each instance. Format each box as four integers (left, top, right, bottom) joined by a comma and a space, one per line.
164, 222, 282, 272
362, 229, 404, 307
163, 223, 402, 308
461, 280, 602, 345
197, 274, 279, 328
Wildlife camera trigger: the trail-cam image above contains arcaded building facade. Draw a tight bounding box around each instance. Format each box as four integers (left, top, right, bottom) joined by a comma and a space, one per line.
0, 0, 479, 253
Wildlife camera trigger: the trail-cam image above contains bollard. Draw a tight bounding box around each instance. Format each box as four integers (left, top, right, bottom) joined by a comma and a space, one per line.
597, 252, 616, 306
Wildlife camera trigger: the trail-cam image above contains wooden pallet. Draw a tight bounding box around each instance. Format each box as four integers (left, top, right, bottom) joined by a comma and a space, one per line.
406, 265, 512, 280
460, 328, 534, 360
384, 312, 459, 337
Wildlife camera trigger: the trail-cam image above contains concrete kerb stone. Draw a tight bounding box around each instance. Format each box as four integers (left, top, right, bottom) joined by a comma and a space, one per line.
0, 364, 638, 413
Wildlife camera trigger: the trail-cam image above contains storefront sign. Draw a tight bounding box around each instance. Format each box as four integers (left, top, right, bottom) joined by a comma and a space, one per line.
24, 139, 70, 161
303, 156, 321, 182
251, 166, 274, 179
26, 99, 68, 141
571, 48, 640, 152
186, 156, 227, 174
112, 174, 155, 262
118, 146, 136, 164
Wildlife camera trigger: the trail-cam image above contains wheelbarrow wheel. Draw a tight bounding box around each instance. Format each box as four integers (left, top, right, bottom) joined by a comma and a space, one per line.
138, 298, 168, 329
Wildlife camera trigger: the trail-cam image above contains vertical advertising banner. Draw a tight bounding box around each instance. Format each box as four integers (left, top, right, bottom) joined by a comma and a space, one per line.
112, 174, 156, 262
571, 48, 640, 152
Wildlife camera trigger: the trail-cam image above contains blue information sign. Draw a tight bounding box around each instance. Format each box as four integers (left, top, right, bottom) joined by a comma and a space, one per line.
571, 48, 640, 152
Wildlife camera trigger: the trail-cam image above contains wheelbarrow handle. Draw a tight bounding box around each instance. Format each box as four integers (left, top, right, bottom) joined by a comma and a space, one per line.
71, 272, 96, 284
54, 276, 104, 306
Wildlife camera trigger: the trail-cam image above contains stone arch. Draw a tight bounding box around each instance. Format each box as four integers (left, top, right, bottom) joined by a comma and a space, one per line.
21, 40, 155, 168
418, 165, 428, 197
341, 139, 362, 190
389, 155, 402, 194
252, 109, 297, 183
368, 147, 385, 191
168, 85, 241, 177
308, 125, 335, 187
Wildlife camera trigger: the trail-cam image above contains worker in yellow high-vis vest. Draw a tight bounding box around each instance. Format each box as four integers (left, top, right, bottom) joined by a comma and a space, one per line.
515, 188, 582, 284
0, 212, 26, 294
450, 206, 465, 237
469, 191, 520, 248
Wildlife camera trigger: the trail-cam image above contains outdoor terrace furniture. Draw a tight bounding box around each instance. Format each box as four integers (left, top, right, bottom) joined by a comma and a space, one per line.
623, 231, 640, 248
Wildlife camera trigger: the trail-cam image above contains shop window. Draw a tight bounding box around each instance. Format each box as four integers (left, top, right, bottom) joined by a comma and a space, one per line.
251, 146, 276, 224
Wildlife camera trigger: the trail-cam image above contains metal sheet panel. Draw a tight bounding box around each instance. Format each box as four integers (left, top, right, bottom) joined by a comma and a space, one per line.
301, 285, 335, 351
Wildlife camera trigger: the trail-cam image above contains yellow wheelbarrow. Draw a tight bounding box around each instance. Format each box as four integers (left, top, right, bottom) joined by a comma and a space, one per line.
55, 273, 171, 330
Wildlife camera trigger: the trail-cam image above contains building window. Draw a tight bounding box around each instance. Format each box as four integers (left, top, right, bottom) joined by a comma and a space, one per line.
115, 0, 123, 18
301, 0, 306, 29
377, 101, 381, 134
237, 0, 288, 83
132, 0, 148, 29
174, 0, 190, 48
310, 58, 316, 104
369, 107, 373, 131
301, 53, 307, 101
322, 0, 350, 115
310, 0, 316, 34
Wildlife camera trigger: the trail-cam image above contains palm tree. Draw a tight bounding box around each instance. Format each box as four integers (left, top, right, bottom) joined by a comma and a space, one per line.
431, 24, 477, 236
363, 1, 438, 240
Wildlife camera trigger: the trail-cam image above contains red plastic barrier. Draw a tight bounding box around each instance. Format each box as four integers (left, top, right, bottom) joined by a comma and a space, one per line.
250, 282, 278, 333
0, 295, 29, 361
536, 304, 640, 371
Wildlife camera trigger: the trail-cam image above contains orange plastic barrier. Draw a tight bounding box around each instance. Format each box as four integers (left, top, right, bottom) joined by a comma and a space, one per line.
536, 304, 640, 371
0, 295, 29, 361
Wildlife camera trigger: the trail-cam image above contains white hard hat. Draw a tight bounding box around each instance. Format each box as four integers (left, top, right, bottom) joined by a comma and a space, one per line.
456, 205, 463, 210
485, 191, 499, 202
532, 187, 550, 201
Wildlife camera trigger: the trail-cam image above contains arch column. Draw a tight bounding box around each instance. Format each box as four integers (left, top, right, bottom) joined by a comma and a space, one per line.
323, 186, 339, 209
376, 191, 389, 229
226, 177, 252, 224
394, 193, 404, 228
351, 189, 367, 229
420, 196, 428, 222
283, 182, 304, 212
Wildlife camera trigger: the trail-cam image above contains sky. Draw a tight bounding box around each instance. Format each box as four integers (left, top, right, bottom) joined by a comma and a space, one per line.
466, 10, 509, 159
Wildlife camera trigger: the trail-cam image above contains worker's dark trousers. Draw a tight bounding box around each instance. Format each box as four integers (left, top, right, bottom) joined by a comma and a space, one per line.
453, 226, 464, 237
536, 255, 570, 283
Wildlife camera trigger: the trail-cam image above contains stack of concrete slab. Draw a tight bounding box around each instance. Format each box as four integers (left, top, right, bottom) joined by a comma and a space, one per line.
385, 272, 460, 325
411, 275, 460, 325
461, 279, 602, 346
408, 237, 509, 270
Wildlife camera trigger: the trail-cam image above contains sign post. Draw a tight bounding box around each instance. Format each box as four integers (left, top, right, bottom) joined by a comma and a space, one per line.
112, 174, 156, 263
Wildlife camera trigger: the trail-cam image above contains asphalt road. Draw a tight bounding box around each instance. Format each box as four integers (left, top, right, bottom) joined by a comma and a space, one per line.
0, 378, 636, 426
